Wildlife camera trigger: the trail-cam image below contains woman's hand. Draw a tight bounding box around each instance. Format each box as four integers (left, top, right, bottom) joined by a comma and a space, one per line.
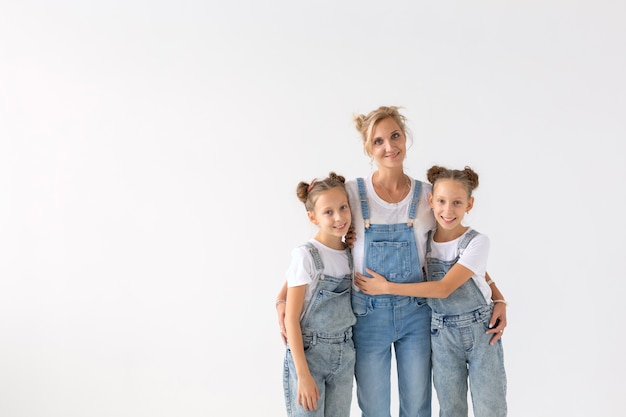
485, 301, 507, 345
354, 269, 391, 295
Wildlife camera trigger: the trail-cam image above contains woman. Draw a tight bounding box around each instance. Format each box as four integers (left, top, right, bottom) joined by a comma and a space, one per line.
276, 106, 507, 417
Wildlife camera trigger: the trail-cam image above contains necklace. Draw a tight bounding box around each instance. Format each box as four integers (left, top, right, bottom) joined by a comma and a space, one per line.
377, 174, 411, 204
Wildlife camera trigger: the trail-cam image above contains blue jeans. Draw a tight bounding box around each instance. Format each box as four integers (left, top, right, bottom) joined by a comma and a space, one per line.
431, 306, 507, 417
352, 291, 432, 417
283, 333, 356, 417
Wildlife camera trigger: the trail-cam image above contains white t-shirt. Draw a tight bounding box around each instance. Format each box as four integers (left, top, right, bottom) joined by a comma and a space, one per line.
285, 239, 352, 317
429, 228, 492, 303
345, 174, 436, 292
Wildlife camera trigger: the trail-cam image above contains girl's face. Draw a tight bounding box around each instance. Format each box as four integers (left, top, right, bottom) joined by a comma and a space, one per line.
369, 117, 406, 169
308, 187, 351, 241
428, 179, 474, 232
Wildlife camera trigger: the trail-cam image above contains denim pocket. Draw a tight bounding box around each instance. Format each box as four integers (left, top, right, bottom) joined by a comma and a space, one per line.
414, 298, 429, 308
351, 292, 372, 317
368, 241, 412, 281
429, 271, 446, 281
302, 340, 312, 352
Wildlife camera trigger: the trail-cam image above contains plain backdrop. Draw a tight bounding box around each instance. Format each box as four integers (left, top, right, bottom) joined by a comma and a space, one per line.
1, 1, 624, 416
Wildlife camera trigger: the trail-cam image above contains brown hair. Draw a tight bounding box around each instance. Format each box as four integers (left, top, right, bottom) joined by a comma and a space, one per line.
426, 165, 479, 197
297, 172, 348, 212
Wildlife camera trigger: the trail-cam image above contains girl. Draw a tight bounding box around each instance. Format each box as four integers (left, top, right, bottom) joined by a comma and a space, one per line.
282, 172, 356, 417
354, 165, 508, 417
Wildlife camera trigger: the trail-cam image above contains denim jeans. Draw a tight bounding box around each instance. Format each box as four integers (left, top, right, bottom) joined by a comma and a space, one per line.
284, 333, 356, 417
431, 307, 507, 417
352, 292, 432, 417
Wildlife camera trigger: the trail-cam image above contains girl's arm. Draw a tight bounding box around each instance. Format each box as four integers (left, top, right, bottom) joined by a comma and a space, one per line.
354, 269, 508, 346
285, 285, 320, 411
276, 281, 288, 345
354, 263, 473, 298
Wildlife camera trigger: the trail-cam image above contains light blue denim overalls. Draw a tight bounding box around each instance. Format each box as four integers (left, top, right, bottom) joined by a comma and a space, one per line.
283, 242, 357, 417
426, 229, 507, 417
351, 178, 432, 417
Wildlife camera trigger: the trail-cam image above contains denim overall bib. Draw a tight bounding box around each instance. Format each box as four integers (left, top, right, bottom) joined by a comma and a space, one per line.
351, 178, 432, 417
426, 229, 507, 417
283, 243, 356, 417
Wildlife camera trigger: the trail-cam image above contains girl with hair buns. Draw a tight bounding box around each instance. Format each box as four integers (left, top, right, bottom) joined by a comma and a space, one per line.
282, 172, 356, 417
277, 106, 508, 417
355, 165, 508, 417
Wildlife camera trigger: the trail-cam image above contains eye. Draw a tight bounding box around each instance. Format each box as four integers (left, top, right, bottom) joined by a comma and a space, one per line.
391, 132, 401, 139
341, 204, 350, 210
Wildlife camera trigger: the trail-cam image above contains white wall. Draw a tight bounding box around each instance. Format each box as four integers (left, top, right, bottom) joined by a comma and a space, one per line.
1, 1, 624, 416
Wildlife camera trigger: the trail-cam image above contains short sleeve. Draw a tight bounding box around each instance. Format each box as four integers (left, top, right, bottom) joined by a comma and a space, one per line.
285, 245, 315, 287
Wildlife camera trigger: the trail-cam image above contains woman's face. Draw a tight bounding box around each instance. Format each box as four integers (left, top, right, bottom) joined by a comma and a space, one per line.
369, 117, 406, 169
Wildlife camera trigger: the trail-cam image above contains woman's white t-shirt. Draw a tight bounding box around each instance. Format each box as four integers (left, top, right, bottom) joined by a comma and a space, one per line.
345, 174, 436, 292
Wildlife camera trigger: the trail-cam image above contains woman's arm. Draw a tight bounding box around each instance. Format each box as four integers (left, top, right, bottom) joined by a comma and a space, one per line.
485, 272, 507, 345
276, 281, 288, 345
285, 285, 320, 411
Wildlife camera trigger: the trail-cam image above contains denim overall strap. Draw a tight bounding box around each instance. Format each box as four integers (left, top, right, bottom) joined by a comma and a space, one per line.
457, 229, 479, 257
407, 180, 421, 226
426, 230, 487, 316
426, 228, 434, 257
425, 228, 479, 268
299, 243, 356, 340
357, 177, 421, 227
357, 178, 370, 228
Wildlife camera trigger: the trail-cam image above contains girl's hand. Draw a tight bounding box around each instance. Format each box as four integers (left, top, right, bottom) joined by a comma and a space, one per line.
344, 225, 356, 249
297, 373, 320, 411
485, 301, 507, 345
354, 269, 390, 295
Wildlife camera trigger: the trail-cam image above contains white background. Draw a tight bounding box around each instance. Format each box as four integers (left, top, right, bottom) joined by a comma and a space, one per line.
1, 1, 624, 416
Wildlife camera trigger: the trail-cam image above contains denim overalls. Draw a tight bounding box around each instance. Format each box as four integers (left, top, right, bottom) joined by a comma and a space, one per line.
351, 178, 432, 417
283, 243, 356, 417
426, 229, 507, 417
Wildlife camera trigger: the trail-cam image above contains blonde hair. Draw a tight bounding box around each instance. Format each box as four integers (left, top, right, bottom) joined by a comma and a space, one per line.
353, 106, 412, 156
